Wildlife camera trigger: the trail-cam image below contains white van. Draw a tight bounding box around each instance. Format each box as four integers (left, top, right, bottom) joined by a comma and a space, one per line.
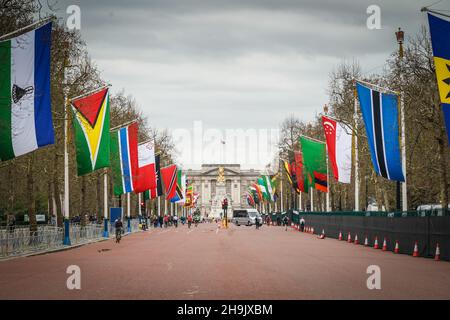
231, 208, 262, 226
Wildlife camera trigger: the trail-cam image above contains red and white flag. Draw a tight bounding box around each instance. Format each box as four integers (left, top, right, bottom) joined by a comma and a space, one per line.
322, 116, 352, 184
133, 142, 156, 193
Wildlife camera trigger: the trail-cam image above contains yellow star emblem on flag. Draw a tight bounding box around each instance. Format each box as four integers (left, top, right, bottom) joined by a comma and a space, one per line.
434, 56, 450, 104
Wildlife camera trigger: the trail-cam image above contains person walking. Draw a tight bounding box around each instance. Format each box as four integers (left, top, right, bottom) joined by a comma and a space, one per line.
283, 215, 289, 231
114, 218, 123, 243
187, 214, 193, 229
173, 215, 178, 228
300, 216, 306, 232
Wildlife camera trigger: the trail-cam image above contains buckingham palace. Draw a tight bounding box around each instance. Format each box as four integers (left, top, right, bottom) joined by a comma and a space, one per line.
186, 164, 262, 217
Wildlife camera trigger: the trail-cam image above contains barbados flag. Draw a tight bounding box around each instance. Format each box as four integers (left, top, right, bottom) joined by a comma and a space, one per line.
356, 82, 405, 182
428, 13, 450, 144
110, 122, 139, 196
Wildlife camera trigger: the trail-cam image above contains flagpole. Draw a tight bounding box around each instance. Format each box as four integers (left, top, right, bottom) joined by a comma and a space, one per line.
310, 187, 314, 212
103, 168, 109, 237
299, 192, 302, 211
63, 95, 71, 245
354, 81, 360, 212
280, 180, 284, 212
69, 84, 111, 102
126, 193, 131, 233
326, 147, 331, 212
0, 16, 56, 41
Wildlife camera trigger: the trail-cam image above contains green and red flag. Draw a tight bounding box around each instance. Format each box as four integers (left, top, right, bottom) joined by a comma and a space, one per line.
300, 136, 328, 193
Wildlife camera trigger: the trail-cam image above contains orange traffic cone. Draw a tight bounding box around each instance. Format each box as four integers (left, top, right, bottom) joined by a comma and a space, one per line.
311, 227, 315, 234
347, 232, 351, 243
412, 241, 419, 257
382, 238, 388, 251
318, 229, 326, 239
374, 236, 379, 249
394, 240, 399, 253
435, 243, 440, 261
338, 231, 342, 241
364, 235, 369, 246
354, 234, 359, 245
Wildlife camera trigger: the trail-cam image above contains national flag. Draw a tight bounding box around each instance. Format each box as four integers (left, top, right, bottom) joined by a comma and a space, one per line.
133, 141, 156, 193
251, 182, 263, 201
322, 116, 352, 183
184, 183, 194, 207
282, 160, 295, 188
427, 13, 450, 143
262, 175, 275, 202
161, 164, 177, 200
0, 22, 54, 161
170, 170, 185, 203
71, 87, 110, 175
110, 122, 138, 195
246, 192, 255, 207
294, 151, 308, 192
313, 171, 328, 193
249, 186, 260, 204
154, 154, 164, 197
300, 136, 328, 193
356, 82, 405, 181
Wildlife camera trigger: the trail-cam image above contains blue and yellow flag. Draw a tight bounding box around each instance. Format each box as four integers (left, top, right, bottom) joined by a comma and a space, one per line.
428, 13, 450, 143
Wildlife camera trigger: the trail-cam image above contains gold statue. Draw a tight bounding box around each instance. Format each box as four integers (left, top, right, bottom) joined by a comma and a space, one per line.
217, 166, 225, 183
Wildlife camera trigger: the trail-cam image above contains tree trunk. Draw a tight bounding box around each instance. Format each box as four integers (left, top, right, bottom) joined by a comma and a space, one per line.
96, 171, 101, 222
27, 155, 37, 233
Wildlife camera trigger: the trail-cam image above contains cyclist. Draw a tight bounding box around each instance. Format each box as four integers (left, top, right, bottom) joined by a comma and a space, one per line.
115, 218, 123, 243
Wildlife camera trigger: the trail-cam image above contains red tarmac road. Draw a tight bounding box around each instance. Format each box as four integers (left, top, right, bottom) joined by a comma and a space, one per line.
0, 223, 449, 299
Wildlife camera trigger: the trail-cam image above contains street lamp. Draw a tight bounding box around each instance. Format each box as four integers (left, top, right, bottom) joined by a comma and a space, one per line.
395, 27, 404, 59
395, 27, 407, 213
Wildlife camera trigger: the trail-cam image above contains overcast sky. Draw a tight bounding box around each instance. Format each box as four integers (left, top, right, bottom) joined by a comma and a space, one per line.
46, 0, 445, 169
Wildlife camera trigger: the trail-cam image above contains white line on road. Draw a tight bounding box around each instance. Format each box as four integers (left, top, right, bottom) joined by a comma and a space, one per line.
187, 229, 194, 234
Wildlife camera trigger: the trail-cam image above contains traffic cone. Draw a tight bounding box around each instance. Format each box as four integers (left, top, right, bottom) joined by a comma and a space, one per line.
435, 243, 440, 261
394, 240, 399, 253
354, 234, 359, 245
311, 227, 315, 234
364, 235, 369, 246
382, 238, 387, 251
318, 229, 326, 239
412, 241, 419, 257
374, 236, 379, 249
338, 231, 342, 241
347, 232, 351, 243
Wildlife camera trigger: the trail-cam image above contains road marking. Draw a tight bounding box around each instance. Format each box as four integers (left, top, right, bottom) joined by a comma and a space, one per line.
216, 228, 219, 234
187, 229, 194, 234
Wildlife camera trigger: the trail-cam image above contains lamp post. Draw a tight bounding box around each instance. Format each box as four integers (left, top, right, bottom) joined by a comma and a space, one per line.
395, 27, 408, 213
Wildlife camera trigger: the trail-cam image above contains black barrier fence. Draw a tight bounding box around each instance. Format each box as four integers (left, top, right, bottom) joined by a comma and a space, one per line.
294, 214, 450, 261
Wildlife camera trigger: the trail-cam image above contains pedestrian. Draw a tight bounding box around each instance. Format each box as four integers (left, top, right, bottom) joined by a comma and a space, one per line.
255, 216, 260, 230
300, 216, 305, 232
173, 215, 178, 228
187, 214, 193, 229
115, 218, 123, 243
283, 215, 289, 231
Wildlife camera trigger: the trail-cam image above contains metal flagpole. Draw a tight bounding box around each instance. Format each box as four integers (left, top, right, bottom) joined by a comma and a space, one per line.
63, 96, 71, 245
310, 187, 314, 212
157, 196, 161, 216
103, 169, 109, 237
126, 193, 131, 233
280, 180, 284, 212
326, 147, 331, 212
299, 192, 302, 211
354, 82, 360, 212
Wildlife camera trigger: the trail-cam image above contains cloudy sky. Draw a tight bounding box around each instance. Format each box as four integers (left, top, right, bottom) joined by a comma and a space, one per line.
46, 0, 444, 169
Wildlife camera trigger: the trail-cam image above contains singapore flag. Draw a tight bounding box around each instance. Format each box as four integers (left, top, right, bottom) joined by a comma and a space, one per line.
322, 116, 352, 184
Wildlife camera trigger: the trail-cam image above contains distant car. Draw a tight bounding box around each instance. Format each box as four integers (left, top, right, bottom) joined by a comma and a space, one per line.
232, 208, 262, 226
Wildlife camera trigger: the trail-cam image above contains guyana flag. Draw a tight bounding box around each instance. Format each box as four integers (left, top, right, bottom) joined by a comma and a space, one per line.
71, 88, 110, 176
300, 136, 328, 193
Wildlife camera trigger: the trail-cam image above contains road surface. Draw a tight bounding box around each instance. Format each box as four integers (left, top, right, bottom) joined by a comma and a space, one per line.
0, 223, 449, 299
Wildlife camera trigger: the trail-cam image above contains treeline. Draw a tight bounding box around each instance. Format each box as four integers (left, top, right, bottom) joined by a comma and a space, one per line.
276, 27, 450, 212
0, 1, 176, 228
